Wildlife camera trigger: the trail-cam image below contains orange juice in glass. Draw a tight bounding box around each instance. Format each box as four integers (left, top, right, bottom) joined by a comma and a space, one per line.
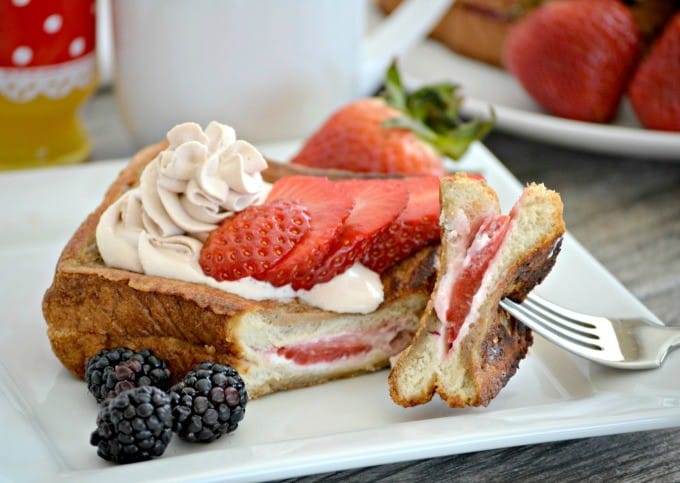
0, 0, 97, 170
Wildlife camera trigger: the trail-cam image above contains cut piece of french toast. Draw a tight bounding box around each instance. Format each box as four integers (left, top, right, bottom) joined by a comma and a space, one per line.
42, 143, 439, 399
389, 173, 565, 408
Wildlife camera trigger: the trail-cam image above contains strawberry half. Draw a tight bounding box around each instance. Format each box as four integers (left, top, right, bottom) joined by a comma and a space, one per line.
294, 179, 409, 290
199, 199, 311, 281
504, 0, 641, 123
629, 13, 680, 132
291, 64, 493, 175
362, 176, 441, 274
258, 176, 354, 287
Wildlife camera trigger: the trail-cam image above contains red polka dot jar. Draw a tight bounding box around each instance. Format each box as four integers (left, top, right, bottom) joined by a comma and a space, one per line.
0, 0, 96, 169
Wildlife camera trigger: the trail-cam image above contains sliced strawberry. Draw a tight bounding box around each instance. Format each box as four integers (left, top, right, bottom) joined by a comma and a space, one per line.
504, 0, 640, 123
445, 215, 511, 347
362, 176, 440, 274
276, 340, 372, 365
294, 179, 409, 290
199, 199, 311, 281
629, 13, 680, 132
258, 176, 354, 287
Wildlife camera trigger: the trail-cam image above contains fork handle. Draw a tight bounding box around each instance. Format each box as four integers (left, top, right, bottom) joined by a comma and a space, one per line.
663, 328, 680, 364
637, 321, 680, 364
668, 329, 680, 350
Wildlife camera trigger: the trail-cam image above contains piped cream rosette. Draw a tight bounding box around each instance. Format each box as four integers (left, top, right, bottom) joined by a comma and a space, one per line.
96, 121, 269, 274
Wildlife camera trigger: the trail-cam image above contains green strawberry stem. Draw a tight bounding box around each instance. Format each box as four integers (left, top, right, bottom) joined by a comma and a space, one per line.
381, 62, 495, 160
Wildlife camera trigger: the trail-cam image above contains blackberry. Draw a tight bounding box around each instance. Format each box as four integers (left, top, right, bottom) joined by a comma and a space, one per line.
169, 362, 248, 443
90, 386, 173, 464
85, 347, 171, 403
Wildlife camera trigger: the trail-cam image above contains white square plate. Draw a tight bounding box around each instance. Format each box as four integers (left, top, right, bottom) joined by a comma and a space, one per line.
1, 142, 678, 482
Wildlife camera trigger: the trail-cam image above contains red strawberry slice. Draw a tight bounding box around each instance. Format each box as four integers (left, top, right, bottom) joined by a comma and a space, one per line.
277, 341, 372, 366
446, 215, 511, 348
276, 339, 372, 365
504, 0, 641, 123
362, 176, 440, 274
258, 176, 354, 287
629, 13, 680, 132
199, 199, 311, 281
294, 179, 409, 290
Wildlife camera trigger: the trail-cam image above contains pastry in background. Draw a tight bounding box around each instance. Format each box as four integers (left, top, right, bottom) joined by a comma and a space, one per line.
625, 0, 678, 47
378, 0, 677, 64
378, 0, 526, 66
628, 11, 680, 131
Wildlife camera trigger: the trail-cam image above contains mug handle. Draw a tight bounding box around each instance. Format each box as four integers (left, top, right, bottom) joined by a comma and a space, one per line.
360, 0, 455, 96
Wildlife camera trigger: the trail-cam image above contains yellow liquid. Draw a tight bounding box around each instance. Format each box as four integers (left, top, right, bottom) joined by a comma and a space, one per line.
0, 81, 96, 171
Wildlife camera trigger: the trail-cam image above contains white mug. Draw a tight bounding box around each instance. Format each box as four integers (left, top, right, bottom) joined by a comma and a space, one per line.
111, 0, 453, 146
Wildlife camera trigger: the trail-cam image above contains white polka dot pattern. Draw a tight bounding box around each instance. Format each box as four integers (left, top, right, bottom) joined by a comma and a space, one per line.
69, 37, 86, 58
43, 14, 63, 34
1, 0, 97, 100
12, 46, 33, 66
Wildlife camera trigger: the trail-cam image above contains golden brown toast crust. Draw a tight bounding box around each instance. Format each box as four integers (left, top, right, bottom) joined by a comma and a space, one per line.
387, 241, 550, 408
388, 174, 564, 408
42, 144, 438, 397
394, 307, 533, 408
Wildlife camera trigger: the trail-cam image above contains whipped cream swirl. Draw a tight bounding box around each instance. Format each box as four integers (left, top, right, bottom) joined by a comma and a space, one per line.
96, 121, 268, 273
95, 121, 384, 314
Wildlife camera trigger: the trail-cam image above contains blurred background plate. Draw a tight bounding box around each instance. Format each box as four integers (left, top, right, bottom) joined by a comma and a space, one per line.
397, 39, 680, 161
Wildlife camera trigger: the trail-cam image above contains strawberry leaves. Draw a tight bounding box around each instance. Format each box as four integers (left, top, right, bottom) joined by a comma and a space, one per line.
381, 63, 494, 160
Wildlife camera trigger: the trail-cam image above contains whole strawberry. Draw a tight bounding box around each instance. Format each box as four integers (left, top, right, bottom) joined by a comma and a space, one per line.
629, 12, 680, 132
291, 64, 493, 175
504, 0, 641, 123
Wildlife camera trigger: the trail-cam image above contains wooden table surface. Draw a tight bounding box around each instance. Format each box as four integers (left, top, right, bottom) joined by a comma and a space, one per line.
83, 88, 680, 482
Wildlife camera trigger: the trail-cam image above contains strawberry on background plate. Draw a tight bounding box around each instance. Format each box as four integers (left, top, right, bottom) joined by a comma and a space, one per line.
504, 0, 641, 123
291, 64, 493, 176
629, 12, 680, 132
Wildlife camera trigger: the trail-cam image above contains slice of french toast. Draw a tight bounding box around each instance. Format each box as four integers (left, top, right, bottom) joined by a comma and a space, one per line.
42, 143, 438, 399
389, 173, 565, 407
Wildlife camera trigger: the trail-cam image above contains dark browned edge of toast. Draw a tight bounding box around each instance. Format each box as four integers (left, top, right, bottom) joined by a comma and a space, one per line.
389, 175, 565, 408
440, 234, 563, 408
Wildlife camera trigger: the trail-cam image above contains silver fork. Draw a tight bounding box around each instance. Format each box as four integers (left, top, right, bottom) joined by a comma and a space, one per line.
499, 293, 680, 369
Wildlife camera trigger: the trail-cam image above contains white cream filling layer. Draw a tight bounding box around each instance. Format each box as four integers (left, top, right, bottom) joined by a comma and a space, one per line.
433, 209, 471, 334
